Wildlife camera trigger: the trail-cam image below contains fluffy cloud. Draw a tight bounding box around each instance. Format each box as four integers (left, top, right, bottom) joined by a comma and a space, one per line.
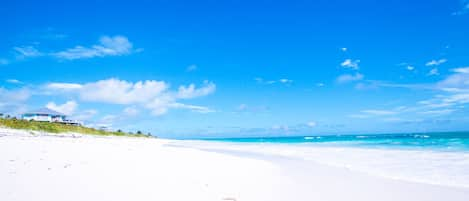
46, 101, 78, 115
340, 59, 360, 70
52, 35, 138, 60
78, 79, 168, 104
177, 80, 216, 99
46, 83, 83, 91
425, 59, 447, 66
336, 73, 364, 83
45, 78, 216, 116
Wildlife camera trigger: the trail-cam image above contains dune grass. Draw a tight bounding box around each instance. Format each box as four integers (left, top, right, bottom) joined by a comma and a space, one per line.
0, 118, 150, 137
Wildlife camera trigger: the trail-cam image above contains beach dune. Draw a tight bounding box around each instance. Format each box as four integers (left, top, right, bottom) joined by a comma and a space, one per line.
1, 130, 468, 201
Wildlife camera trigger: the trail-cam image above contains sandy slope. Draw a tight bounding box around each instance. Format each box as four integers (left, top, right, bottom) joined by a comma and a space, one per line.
1, 130, 468, 201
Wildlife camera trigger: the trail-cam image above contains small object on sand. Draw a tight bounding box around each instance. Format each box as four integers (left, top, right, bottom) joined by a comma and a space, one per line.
222, 197, 237, 201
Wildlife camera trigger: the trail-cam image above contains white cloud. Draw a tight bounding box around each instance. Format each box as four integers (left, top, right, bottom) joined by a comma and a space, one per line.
428, 68, 439, 76
46, 83, 83, 91
186, 64, 197, 72
419, 109, 455, 115
437, 67, 469, 90
425, 59, 447, 66
255, 77, 293, 85
6, 79, 22, 84
279, 78, 293, 84
341, 47, 347, 52
316, 83, 325, 87
177, 80, 216, 99
46, 78, 216, 116
451, 67, 469, 74
340, 59, 360, 70
336, 73, 364, 83
52, 35, 137, 60
78, 79, 168, 104
169, 103, 215, 114
361, 110, 397, 115
255, 77, 275, 84
14, 46, 42, 59
406, 65, 415, 71
46, 100, 78, 115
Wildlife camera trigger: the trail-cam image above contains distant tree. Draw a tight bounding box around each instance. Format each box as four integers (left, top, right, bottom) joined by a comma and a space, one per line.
147, 132, 152, 136
117, 129, 122, 133
136, 130, 142, 135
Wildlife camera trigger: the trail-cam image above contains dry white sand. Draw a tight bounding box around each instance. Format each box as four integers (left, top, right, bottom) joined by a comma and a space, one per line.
1, 128, 468, 201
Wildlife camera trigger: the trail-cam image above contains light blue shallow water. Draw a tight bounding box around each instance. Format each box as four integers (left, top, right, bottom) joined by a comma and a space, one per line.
207, 131, 469, 152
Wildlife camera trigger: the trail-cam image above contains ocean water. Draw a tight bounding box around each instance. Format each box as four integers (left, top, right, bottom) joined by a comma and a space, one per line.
208, 132, 469, 151
181, 132, 469, 188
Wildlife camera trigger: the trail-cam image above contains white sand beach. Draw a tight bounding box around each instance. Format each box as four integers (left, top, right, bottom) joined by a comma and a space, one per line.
1, 129, 469, 201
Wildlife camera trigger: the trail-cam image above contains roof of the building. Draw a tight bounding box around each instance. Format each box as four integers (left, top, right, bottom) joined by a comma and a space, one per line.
23, 108, 66, 116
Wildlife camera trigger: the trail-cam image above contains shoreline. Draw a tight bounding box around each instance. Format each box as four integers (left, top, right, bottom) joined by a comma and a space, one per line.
1, 131, 469, 201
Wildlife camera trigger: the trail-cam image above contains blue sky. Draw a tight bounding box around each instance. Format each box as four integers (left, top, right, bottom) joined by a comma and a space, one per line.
1, 0, 469, 138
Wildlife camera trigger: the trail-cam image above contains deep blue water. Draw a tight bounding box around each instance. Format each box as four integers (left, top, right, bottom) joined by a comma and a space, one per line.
207, 132, 469, 151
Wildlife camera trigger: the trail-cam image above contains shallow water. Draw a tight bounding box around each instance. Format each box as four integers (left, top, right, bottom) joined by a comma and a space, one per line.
207, 132, 469, 151
185, 132, 469, 188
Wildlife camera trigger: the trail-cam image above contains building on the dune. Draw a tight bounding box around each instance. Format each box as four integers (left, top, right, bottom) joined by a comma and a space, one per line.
22, 108, 82, 125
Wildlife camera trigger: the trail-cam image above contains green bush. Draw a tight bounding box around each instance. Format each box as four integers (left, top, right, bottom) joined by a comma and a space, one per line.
0, 118, 150, 138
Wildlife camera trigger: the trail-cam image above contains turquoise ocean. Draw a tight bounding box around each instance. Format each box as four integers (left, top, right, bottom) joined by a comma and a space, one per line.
179, 131, 469, 188
208, 131, 469, 152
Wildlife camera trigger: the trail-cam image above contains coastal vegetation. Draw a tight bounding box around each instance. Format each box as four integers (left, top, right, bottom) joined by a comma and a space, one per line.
0, 118, 151, 138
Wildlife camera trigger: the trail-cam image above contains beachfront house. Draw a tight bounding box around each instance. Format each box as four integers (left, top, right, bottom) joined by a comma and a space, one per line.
22, 108, 67, 122
22, 108, 83, 126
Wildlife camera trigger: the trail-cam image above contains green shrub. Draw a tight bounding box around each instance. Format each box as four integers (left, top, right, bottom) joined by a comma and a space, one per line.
0, 118, 150, 138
